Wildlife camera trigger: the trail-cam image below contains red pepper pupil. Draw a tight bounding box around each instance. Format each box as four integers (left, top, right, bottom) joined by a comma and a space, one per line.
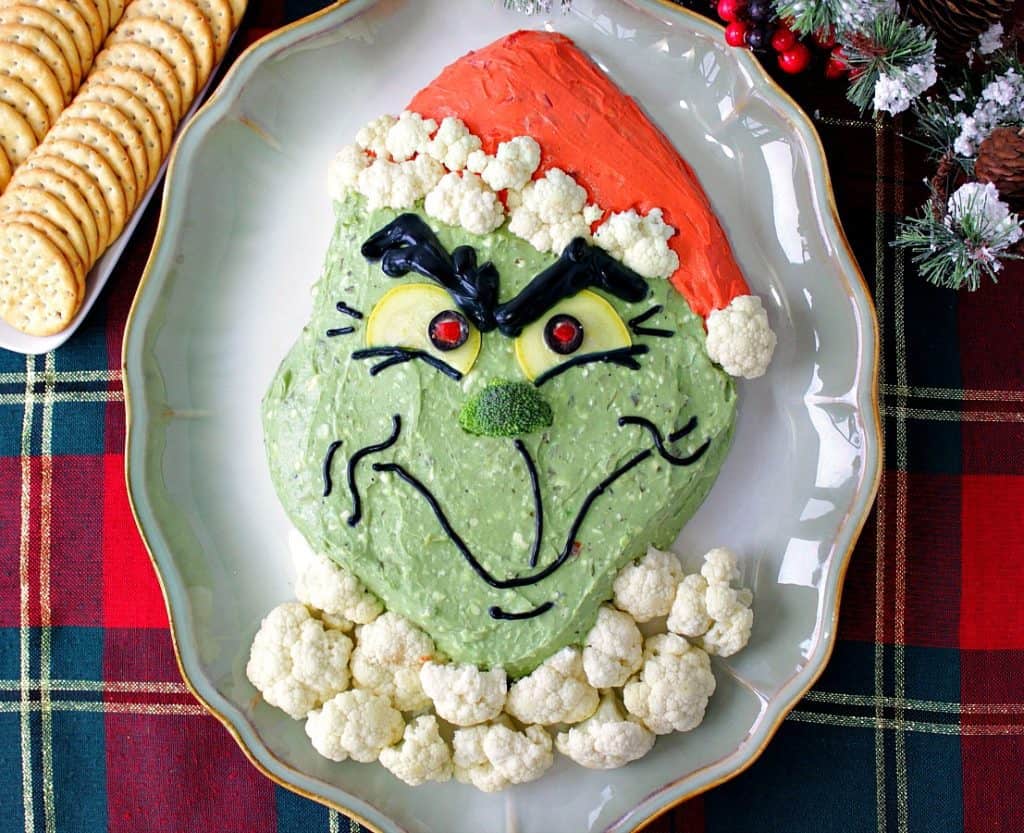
434, 320, 463, 345
552, 321, 578, 344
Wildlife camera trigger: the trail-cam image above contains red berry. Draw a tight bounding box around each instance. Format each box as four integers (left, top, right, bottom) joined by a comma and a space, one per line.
778, 42, 812, 74
725, 20, 749, 47
770, 27, 797, 52
813, 26, 836, 48
824, 56, 847, 79
716, 0, 746, 23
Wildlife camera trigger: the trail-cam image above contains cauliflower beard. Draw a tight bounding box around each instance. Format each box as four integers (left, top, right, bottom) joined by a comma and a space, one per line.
262, 194, 736, 676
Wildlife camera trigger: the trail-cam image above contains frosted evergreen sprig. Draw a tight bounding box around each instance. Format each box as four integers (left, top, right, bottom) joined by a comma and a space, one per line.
771, 0, 894, 39
843, 11, 937, 113
895, 182, 1023, 290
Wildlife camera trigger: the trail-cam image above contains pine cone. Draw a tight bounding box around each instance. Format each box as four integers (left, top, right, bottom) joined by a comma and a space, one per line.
975, 126, 1024, 212
905, 0, 1012, 55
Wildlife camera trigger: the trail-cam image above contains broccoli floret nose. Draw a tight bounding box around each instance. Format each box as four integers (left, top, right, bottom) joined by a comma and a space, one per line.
459, 380, 553, 438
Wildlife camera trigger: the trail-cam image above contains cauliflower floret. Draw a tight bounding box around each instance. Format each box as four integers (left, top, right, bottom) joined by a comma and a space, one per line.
384, 110, 437, 162
289, 529, 382, 626
582, 605, 643, 689
612, 546, 684, 622
623, 633, 716, 735
246, 602, 353, 719
423, 172, 505, 235
701, 547, 742, 585
583, 203, 604, 225
705, 295, 777, 379
666, 573, 712, 637
667, 548, 754, 655
355, 114, 397, 158
350, 612, 436, 711
478, 136, 541, 191
593, 208, 679, 279
356, 155, 445, 211
305, 689, 404, 762
465, 148, 488, 174
420, 661, 507, 726
423, 116, 482, 171
505, 646, 599, 725
507, 168, 593, 254
326, 145, 369, 202
453, 717, 553, 792
378, 715, 453, 786
555, 692, 655, 769
702, 585, 754, 657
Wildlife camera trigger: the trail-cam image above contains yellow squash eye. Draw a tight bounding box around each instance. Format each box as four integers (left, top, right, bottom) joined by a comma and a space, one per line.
364, 283, 482, 376
514, 290, 632, 382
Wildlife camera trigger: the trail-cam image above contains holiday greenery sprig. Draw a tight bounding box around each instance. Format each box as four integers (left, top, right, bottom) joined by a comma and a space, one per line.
502, 0, 570, 13
842, 11, 937, 112
895, 182, 1022, 289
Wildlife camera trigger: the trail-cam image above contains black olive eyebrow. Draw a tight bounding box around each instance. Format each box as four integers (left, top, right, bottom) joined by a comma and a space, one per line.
493, 238, 650, 337
361, 215, 499, 332
628, 305, 675, 338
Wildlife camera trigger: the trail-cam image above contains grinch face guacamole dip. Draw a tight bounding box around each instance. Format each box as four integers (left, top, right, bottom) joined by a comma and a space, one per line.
262, 193, 736, 676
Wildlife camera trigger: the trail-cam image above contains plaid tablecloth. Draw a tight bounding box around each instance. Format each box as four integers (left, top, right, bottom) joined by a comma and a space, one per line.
2, 1, 1023, 831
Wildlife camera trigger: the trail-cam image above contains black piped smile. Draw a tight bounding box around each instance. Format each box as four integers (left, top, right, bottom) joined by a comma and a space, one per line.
322, 413, 711, 621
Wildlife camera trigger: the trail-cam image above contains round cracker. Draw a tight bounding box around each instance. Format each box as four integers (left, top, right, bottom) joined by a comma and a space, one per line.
0, 75, 50, 141
25, 152, 111, 250
63, 0, 102, 52
9, 166, 100, 262
3, 209, 84, 295
106, 16, 196, 111
7, 0, 94, 73
90, 0, 108, 35
81, 66, 174, 155
122, 0, 213, 86
0, 23, 74, 102
184, 0, 232, 60
0, 98, 37, 166
34, 138, 127, 235
0, 41, 64, 124
63, 99, 148, 196
0, 219, 80, 335
75, 82, 163, 184
224, 0, 243, 31
0, 5, 83, 88
43, 117, 138, 212
1, 183, 91, 270
105, 0, 123, 26
0, 147, 11, 191
92, 41, 183, 121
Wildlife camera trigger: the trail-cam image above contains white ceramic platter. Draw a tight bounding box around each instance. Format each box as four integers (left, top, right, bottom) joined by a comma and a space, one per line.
123, 1, 881, 830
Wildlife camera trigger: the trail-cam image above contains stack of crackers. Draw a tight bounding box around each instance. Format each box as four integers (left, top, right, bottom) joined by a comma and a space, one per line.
0, 0, 245, 336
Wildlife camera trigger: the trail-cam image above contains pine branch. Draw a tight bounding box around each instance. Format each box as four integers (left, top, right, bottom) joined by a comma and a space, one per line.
503, 0, 571, 13
773, 0, 840, 37
841, 13, 935, 111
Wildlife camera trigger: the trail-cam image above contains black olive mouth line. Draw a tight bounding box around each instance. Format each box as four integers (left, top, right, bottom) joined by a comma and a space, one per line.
327, 413, 711, 619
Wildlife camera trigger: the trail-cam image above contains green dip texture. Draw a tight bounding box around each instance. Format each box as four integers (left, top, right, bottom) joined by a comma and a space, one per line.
263, 194, 736, 676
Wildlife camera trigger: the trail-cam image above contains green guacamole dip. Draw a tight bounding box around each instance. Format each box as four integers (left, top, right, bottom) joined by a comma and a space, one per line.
263, 194, 736, 676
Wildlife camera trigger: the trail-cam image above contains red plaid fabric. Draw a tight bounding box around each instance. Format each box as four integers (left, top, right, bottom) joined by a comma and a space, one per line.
1, 2, 1022, 832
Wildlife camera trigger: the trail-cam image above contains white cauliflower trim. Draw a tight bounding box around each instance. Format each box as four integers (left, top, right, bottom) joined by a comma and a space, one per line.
350, 612, 436, 712
556, 692, 655, 769
250, 530, 755, 791
623, 633, 716, 735
505, 646, 599, 726
612, 546, 684, 623
582, 605, 643, 689
593, 208, 679, 279
668, 548, 754, 657
305, 689, 404, 762
420, 661, 507, 726
453, 718, 553, 792
424, 172, 505, 235
331, 113, 690, 284
705, 294, 777, 379
246, 602, 352, 719
378, 715, 453, 785
289, 529, 382, 627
